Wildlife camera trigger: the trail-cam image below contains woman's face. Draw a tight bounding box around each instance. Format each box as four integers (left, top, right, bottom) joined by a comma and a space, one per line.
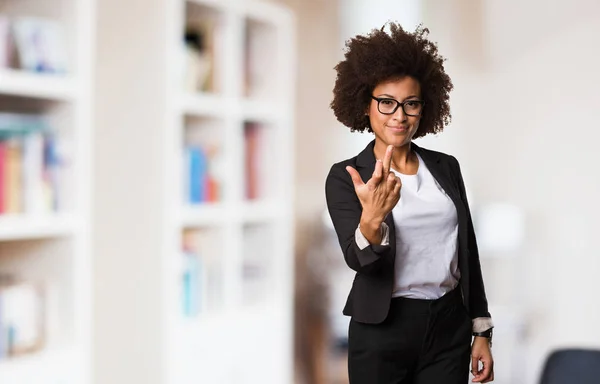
368, 76, 423, 148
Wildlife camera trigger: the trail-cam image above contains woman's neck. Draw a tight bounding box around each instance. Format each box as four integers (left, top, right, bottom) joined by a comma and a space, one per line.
373, 140, 415, 172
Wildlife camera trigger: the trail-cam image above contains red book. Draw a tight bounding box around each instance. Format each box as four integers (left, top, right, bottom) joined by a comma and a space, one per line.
244, 123, 259, 200
206, 176, 218, 203
0, 140, 5, 214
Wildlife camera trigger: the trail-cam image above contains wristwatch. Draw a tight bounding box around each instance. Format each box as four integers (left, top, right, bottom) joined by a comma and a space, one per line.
473, 327, 493, 346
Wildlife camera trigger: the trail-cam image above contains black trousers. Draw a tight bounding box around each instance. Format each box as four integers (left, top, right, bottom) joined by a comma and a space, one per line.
348, 288, 472, 384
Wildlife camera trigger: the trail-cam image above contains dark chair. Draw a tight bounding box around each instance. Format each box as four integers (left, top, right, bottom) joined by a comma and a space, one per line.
539, 348, 600, 384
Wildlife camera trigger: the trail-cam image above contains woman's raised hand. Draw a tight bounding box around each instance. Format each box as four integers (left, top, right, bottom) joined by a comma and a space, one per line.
346, 145, 402, 225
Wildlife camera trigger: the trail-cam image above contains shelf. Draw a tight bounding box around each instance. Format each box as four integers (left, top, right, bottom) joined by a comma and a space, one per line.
177, 309, 229, 334
240, 200, 284, 223
0, 70, 78, 101
175, 303, 282, 338
0, 214, 79, 241
180, 203, 227, 227
178, 93, 231, 117
185, 0, 233, 12
243, 1, 293, 24
179, 94, 286, 122
0, 347, 78, 384
241, 98, 284, 122
179, 201, 286, 226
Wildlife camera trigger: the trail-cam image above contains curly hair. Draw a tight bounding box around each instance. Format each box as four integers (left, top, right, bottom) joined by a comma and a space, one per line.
330, 22, 453, 138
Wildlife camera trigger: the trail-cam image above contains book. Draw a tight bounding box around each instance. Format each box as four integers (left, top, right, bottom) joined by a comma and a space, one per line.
244, 122, 276, 200
3, 137, 22, 213
183, 144, 221, 204
244, 123, 259, 200
0, 279, 46, 359
0, 113, 63, 215
0, 141, 5, 214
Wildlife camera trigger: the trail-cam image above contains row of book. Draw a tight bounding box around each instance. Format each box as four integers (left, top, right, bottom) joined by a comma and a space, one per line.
0, 113, 65, 215
180, 229, 222, 317
0, 276, 46, 360
182, 123, 273, 204
244, 122, 274, 200
183, 144, 220, 204
180, 225, 275, 313
0, 15, 67, 73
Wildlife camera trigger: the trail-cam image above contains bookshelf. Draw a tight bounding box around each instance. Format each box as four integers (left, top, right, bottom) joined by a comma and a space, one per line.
93, 0, 294, 381
0, 0, 93, 384
165, 0, 296, 383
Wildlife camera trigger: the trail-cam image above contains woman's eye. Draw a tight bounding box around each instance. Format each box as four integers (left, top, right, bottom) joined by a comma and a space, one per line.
381, 100, 395, 106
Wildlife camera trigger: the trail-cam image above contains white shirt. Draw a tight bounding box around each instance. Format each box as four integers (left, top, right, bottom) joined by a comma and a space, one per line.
389, 153, 460, 299
355, 153, 493, 331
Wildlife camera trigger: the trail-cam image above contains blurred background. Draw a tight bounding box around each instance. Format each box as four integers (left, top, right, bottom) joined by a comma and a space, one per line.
0, 0, 599, 383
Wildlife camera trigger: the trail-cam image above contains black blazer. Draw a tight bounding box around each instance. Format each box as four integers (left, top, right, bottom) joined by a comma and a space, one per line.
325, 140, 490, 324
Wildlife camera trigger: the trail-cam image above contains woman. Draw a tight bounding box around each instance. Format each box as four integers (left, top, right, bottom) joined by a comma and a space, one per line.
325, 23, 494, 383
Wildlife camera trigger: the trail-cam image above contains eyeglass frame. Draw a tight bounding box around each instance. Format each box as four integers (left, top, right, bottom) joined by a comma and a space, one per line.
371, 96, 425, 117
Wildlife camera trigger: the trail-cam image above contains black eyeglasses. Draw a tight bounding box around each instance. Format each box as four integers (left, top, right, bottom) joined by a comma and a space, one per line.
371, 96, 425, 116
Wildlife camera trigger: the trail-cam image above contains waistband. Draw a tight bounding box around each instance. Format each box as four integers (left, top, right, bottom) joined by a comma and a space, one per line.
389, 287, 464, 314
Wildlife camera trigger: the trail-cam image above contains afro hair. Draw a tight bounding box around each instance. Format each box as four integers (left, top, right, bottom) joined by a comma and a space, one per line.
330, 22, 453, 138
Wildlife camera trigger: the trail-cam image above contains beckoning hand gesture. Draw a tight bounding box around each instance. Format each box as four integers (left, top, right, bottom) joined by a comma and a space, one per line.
346, 145, 402, 230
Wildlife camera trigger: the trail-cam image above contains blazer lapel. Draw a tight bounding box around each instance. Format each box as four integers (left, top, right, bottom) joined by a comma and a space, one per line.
412, 143, 459, 199
413, 143, 469, 265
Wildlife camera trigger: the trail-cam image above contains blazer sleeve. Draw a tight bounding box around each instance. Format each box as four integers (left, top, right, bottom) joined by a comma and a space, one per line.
325, 163, 394, 274
451, 156, 492, 319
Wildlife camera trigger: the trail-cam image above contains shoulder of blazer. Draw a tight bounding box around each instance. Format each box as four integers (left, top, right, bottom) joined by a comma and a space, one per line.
411, 143, 456, 163
412, 142, 464, 192
326, 153, 360, 195
412, 142, 458, 168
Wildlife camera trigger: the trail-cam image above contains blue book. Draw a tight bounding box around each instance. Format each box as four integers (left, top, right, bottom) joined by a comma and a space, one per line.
43, 133, 60, 211
0, 293, 4, 359
182, 250, 202, 317
188, 146, 208, 204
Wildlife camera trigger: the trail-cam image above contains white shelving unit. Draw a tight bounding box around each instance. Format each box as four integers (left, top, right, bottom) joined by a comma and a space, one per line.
164, 0, 296, 383
93, 0, 294, 382
0, 0, 94, 383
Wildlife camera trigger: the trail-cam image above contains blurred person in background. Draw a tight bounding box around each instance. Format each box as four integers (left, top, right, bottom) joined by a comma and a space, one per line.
325, 23, 494, 383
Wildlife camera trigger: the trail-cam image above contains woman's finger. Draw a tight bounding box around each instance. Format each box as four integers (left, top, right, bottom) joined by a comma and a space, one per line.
471, 356, 479, 379
382, 145, 393, 175
386, 172, 396, 189
346, 166, 365, 189
392, 178, 402, 196
371, 159, 383, 183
